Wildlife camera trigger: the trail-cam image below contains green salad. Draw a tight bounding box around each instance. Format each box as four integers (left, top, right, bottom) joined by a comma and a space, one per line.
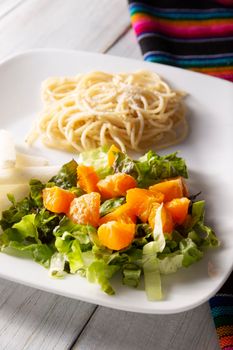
0, 146, 219, 300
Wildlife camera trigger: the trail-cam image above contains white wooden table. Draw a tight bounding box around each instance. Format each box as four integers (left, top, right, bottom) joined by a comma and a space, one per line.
0, 1, 220, 349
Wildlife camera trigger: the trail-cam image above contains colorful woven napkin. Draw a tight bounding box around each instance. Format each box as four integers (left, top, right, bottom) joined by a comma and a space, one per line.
128, 1, 233, 348
209, 273, 233, 350
128, 0, 233, 81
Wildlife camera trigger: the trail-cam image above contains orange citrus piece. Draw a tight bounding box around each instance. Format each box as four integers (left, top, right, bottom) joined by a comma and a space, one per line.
165, 197, 190, 225
98, 221, 135, 250
149, 177, 184, 202
97, 173, 137, 199
43, 186, 75, 214
68, 192, 101, 227
126, 188, 164, 222
77, 164, 99, 193
99, 203, 136, 225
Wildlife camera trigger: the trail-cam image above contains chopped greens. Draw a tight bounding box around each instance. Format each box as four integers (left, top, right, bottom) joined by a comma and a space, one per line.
49, 159, 78, 189
113, 150, 188, 187
100, 197, 125, 217
0, 146, 219, 300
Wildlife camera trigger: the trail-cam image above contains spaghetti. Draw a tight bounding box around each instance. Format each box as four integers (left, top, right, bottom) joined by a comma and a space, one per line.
27, 70, 187, 152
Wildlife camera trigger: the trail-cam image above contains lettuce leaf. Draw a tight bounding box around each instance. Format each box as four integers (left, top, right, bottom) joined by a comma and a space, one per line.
188, 200, 205, 228
113, 152, 139, 178
158, 252, 183, 274
29, 179, 45, 207
122, 263, 141, 288
0, 212, 55, 267
113, 150, 188, 187
186, 200, 220, 249
0, 214, 40, 245
188, 223, 219, 249
86, 260, 119, 295
1, 241, 53, 267
78, 146, 112, 179
100, 197, 125, 217
49, 159, 78, 189
49, 252, 66, 277
35, 209, 62, 244
133, 224, 152, 247
143, 251, 162, 300
142, 242, 163, 300
137, 151, 188, 187
180, 238, 203, 267
55, 235, 84, 274
53, 216, 95, 251
12, 213, 40, 242
0, 195, 33, 230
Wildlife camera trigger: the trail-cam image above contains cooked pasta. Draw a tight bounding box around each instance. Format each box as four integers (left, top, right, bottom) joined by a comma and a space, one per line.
26, 70, 187, 152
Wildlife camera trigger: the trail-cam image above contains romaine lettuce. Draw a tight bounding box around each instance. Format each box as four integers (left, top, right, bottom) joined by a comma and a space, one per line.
86, 260, 119, 295
122, 263, 141, 288
0, 194, 32, 230
158, 252, 183, 275
49, 159, 78, 189
100, 197, 125, 217
0, 147, 219, 301
29, 179, 45, 207
78, 146, 112, 179
113, 150, 188, 187
180, 238, 203, 267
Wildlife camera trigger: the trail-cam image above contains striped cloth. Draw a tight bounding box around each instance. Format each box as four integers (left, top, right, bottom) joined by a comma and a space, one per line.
209, 274, 233, 350
128, 0, 233, 81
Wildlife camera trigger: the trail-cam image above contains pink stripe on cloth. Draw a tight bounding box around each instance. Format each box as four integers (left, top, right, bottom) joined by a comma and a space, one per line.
209, 73, 233, 80
133, 20, 233, 38
215, 0, 233, 5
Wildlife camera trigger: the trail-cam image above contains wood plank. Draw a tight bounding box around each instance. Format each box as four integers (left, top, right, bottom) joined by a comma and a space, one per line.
107, 28, 142, 60
0, 0, 130, 61
73, 303, 219, 350
0, 278, 96, 350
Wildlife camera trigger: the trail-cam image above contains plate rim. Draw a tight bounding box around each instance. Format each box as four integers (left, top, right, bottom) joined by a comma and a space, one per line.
1, 48, 233, 89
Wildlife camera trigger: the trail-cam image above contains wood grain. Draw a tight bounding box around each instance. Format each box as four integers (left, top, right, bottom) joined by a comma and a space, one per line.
0, 278, 96, 350
0, 0, 130, 61
107, 28, 142, 60
73, 303, 220, 350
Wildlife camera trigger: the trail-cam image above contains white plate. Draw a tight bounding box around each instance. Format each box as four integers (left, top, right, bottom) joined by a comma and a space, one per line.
0, 49, 232, 314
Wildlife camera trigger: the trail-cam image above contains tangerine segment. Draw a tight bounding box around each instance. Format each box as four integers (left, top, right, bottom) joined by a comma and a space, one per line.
97, 173, 137, 199
165, 197, 190, 225
69, 192, 101, 227
77, 164, 99, 193
126, 188, 164, 223
149, 177, 184, 202
148, 203, 174, 234
43, 186, 75, 214
107, 144, 121, 167
98, 221, 135, 250
99, 203, 136, 225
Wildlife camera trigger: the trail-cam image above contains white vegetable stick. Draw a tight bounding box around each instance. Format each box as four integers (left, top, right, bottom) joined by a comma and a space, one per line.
0, 183, 29, 215
0, 166, 60, 185
16, 152, 49, 167
0, 129, 16, 169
